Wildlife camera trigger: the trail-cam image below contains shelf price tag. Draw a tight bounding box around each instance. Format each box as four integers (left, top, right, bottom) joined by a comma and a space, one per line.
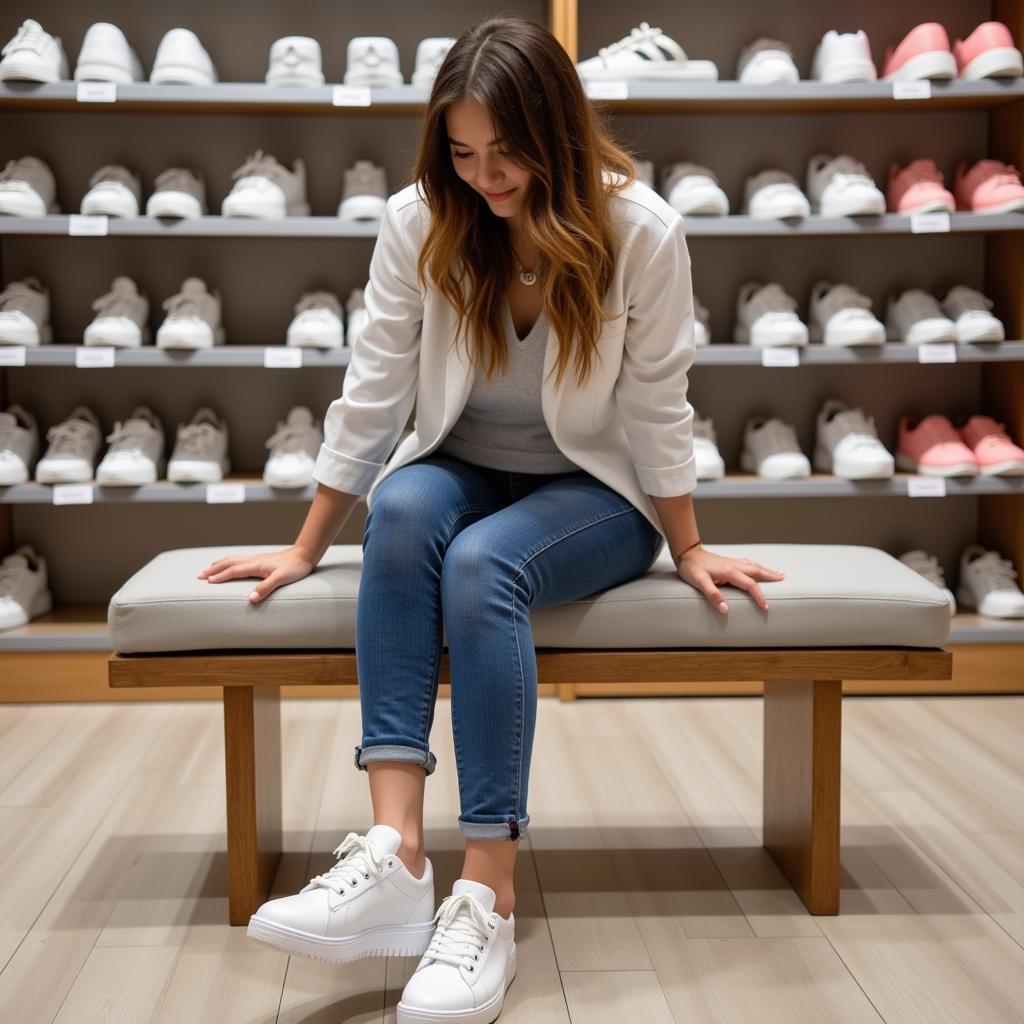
264, 346, 303, 368
68, 214, 109, 236
910, 212, 950, 233
761, 346, 800, 367
76, 81, 117, 103
893, 80, 931, 100
907, 476, 946, 497
332, 85, 372, 106
585, 80, 629, 100
0, 346, 27, 366
53, 483, 94, 505
75, 346, 115, 367
917, 342, 957, 363
206, 483, 246, 503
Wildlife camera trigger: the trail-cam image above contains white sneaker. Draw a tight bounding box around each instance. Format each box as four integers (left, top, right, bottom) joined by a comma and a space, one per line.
0, 156, 59, 216
808, 281, 886, 346
806, 154, 885, 217
740, 416, 811, 479
344, 36, 403, 87
81, 164, 142, 217
84, 276, 150, 347
0, 19, 68, 83
735, 282, 808, 347
412, 37, 456, 89
813, 398, 894, 479
248, 824, 436, 962
266, 35, 324, 87
35, 406, 103, 483
737, 38, 800, 84
156, 278, 224, 349
167, 407, 230, 483
338, 160, 387, 219
150, 28, 216, 85
811, 29, 877, 83
346, 287, 368, 347
398, 879, 517, 1024
886, 289, 957, 344
0, 404, 39, 484
263, 406, 323, 488
957, 545, 1024, 618
74, 22, 142, 84
287, 290, 343, 348
661, 162, 729, 216
147, 167, 207, 219
899, 549, 956, 614
0, 276, 51, 346
633, 158, 655, 189
693, 412, 725, 479
742, 169, 810, 219
223, 150, 309, 218
693, 296, 710, 346
0, 545, 52, 632
96, 406, 165, 485
940, 285, 1005, 343
576, 21, 718, 81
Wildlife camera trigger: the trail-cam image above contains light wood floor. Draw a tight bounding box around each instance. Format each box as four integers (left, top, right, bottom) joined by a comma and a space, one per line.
1, 694, 1023, 1023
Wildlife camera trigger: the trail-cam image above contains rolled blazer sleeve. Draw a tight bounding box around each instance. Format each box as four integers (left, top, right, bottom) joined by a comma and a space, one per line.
312, 194, 424, 494
614, 213, 697, 497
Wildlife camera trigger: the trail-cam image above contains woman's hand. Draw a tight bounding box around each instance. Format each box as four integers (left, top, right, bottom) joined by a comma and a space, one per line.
197, 546, 317, 604
675, 545, 786, 614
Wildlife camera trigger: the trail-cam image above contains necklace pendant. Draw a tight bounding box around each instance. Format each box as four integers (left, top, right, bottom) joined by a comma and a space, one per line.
519, 269, 537, 286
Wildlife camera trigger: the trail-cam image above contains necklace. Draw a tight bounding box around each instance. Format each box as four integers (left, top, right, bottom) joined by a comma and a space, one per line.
512, 249, 542, 287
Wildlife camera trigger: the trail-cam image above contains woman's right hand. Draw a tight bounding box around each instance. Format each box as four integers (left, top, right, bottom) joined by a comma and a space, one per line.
197, 546, 316, 604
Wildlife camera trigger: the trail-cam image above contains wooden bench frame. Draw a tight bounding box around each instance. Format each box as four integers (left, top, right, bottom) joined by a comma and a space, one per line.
109, 645, 952, 925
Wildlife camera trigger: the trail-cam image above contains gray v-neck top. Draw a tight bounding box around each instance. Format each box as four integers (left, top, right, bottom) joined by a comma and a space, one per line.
436, 302, 581, 473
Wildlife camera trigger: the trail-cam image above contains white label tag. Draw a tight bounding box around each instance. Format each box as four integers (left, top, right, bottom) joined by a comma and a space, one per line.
585, 80, 629, 100
75, 346, 116, 367
907, 476, 947, 497
332, 85, 372, 106
761, 346, 801, 367
917, 342, 958, 363
53, 483, 94, 505
0, 346, 27, 366
264, 346, 303, 368
206, 482, 246, 504
893, 80, 932, 100
910, 212, 951, 233
68, 214, 109, 236
76, 81, 117, 103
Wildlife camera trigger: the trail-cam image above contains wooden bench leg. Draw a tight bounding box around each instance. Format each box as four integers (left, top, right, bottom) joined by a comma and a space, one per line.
762, 678, 841, 915
223, 685, 282, 926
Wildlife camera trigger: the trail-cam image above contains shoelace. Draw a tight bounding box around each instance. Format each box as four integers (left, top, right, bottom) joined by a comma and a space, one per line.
154, 167, 202, 195
0, 281, 40, 312
754, 418, 800, 454
92, 282, 141, 319
162, 288, 214, 321
744, 38, 792, 60
944, 287, 993, 316
817, 284, 873, 321
2, 20, 48, 57
295, 291, 341, 316
174, 422, 222, 460
231, 150, 284, 185
748, 169, 799, 194
308, 832, 391, 896
819, 155, 873, 188
265, 421, 320, 456
971, 161, 1022, 188
424, 893, 495, 970
746, 283, 798, 319
0, 559, 32, 599
967, 551, 1018, 591
899, 160, 944, 189
898, 290, 944, 322
829, 409, 880, 444
599, 22, 663, 59
911, 416, 960, 449
903, 551, 946, 586
105, 419, 156, 453
89, 164, 138, 192
45, 418, 96, 459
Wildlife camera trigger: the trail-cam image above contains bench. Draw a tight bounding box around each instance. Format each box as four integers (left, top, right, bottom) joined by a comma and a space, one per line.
107, 542, 952, 925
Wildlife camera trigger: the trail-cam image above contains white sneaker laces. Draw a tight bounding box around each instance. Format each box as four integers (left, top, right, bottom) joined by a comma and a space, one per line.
599, 22, 665, 59
3, 20, 48, 57
969, 551, 1018, 591
45, 418, 96, 459
424, 893, 495, 970
308, 831, 391, 896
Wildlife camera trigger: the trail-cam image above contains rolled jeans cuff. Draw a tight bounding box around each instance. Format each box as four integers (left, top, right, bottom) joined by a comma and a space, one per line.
354, 743, 437, 776
459, 814, 530, 841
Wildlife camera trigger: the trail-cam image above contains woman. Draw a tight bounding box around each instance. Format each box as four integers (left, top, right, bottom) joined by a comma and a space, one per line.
199, 15, 783, 1023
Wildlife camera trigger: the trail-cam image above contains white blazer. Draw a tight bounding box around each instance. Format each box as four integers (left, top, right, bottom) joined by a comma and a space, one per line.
311, 173, 697, 562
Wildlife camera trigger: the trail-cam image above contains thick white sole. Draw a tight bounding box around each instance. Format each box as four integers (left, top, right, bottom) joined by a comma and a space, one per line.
970, 196, 1024, 214
956, 585, 1024, 618
339, 196, 387, 220
343, 69, 403, 87
819, 194, 886, 218
810, 321, 886, 346
96, 465, 159, 486
150, 65, 214, 86
166, 459, 228, 483
978, 459, 1024, 476
580, 63, 718, 81
815, 60, 877, 84
75, 63, 135, 85
669, 186, 728, 216
814, 450, 894, 479
147, 192, 202, 219
0, 58, 61, 83
960, 48, 1023, 81
247, 914, 436, 963
884, 51, 958, 81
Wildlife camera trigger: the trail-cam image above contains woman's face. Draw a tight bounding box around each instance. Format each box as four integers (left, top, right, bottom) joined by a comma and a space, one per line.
445, 98, 531, 220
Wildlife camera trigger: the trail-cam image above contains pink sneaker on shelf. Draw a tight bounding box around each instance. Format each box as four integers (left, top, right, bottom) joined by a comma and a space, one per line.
954, 414, 1024, 476
955, 159, 1024, 214
887, 159, 955, 214
953, 22, 1024, 80
896, 414, 979, 476
883, 23, 958, 81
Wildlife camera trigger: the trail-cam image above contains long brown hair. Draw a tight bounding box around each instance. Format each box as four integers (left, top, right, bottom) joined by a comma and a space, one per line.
412, 16, 637, 391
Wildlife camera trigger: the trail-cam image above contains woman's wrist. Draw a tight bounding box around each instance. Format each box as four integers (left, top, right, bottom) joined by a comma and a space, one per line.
673, 538, 702, 568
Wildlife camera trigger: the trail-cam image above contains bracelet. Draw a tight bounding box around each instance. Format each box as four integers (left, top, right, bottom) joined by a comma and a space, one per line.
673, 538, 701, 568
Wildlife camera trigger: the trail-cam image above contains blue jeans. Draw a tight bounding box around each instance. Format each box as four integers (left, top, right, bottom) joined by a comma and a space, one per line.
354, 452, 663, 841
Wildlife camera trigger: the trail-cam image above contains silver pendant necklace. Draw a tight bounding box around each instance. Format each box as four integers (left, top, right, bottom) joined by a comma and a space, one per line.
513, 250, 541, 287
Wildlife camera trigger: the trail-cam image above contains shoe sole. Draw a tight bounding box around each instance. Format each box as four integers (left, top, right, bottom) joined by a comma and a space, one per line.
247, 914, 436, 963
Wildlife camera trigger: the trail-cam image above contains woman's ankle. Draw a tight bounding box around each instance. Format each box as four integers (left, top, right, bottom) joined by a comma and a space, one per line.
397, 842, 426, 879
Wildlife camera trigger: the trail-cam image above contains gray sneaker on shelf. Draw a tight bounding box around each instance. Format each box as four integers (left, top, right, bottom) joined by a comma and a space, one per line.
167, 407, 230, 483
338, 160, 387, 220
0, 156, 60, 216
81, 164, 143, 217
0, 545, 53, 632
0, 404, 39, 484
263, 406, 323, 488
35, 406, 103, 483
222, 150, 310, 218
0, 277, 51, 346
147, 167, 207, 219
84, 276, 150, 347
156, 277, 224, 349
411, 37, 455, 89
286, 290, 343, 348
96, 406, 166, 486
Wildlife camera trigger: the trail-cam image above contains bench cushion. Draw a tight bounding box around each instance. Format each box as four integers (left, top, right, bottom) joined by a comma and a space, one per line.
108, 543, 951, 654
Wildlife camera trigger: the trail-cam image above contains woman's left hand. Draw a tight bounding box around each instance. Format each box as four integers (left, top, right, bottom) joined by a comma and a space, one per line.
675, 545, 786, 614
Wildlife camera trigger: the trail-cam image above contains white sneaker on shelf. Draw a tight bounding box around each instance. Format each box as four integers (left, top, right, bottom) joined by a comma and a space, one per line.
740, 416, 811, 479
266, 35, 324, 87
0, 545, 52, 632
693, 296, 710, 346
156, 278, 224, 349
808, 281, 886, 346
957, 545, 1024, 619
806, 154, 885, 217
74, 22, 142, 84
576, 21, 718, 81
693, 412, 725, 480
940, 285, 1005, 343
248, 824, 436, 962
147, 167, 207, 219
344, 36, 403, 87
899, 549, 956, 614
885, 289, 957, 344
811, 29, 877, 83
661, 162, 729, 216
0, 19, 68, 83
346, 287, 368, 347
742, 169, 810, 219
338, 160, 388, 219
735, 282, 808, 347
0, 277, 51, 346
0, 404, 39, 484
80, 164, 143, 217
0, 156, 59, 216
35, 406, 103, 483
737, 38, 800, 84
84, 276, 150, 347
96, 406, 165, 485
167, 407, 230, 483
813, 398, 894, 479
287, 290, 343, 348
411, 37, 456, 90
397, 878, 517, 1024
633, 158, 655, 189
223, 150, 310, 218
263, 406, 324, 488
150, 28, 216, 85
